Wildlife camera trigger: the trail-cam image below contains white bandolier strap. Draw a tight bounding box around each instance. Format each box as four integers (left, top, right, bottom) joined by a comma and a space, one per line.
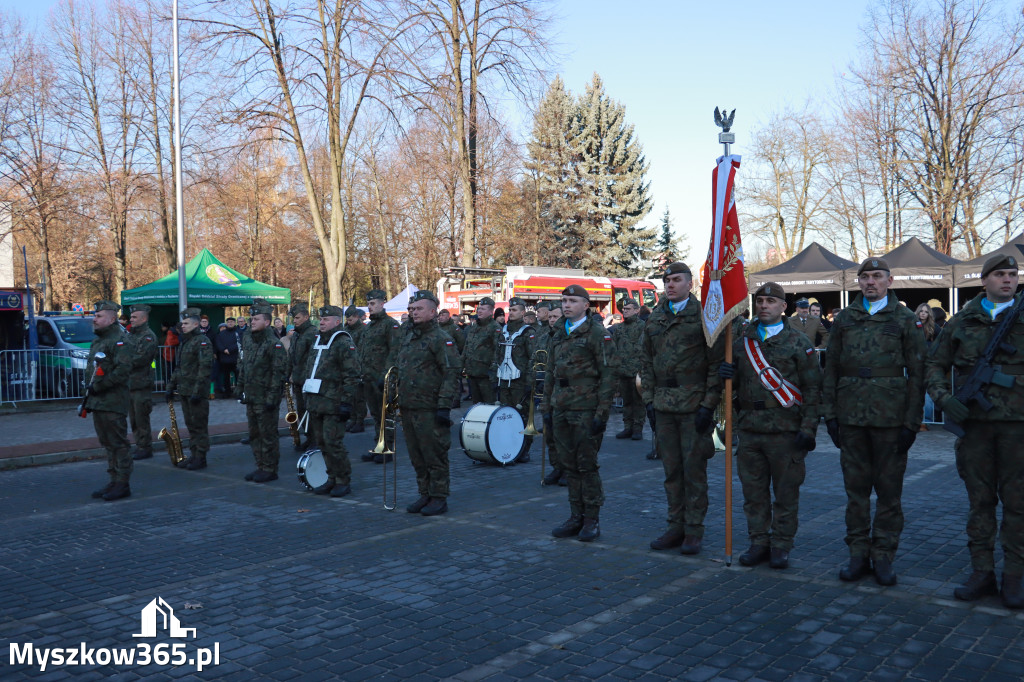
742, 336, 803, 408
301, 330, 353, 432
496, 325, 528, 383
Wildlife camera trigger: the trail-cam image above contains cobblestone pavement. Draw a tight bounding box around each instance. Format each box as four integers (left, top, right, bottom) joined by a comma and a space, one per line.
2, 410, 1023, 681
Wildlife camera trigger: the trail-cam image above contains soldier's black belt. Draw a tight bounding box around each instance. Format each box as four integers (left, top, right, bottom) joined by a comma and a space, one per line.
656, 374, 705, 388
738, 399, 781, 410
557, 378, 597, 388
840, 367, 906, 378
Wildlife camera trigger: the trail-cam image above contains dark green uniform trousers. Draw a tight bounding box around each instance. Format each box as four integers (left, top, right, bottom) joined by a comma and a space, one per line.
402, 409, 450, 498
181, 398, 210, 459
617, 376, 645, 432
956, 421, 1024, 574
552, 409, 604, 517
347, 381, 366, 430
246, 404, 281, 473
468, 377, 495, 405
310, 412, 351, 485
737, 430, 807, 550
839, 425, 906, 561
93, 410, 132, 483
128, 390, 153, 453
655, 410, 714, 537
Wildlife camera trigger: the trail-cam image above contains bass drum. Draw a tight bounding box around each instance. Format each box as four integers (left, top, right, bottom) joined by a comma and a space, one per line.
296, 449, 329, 490
460, 403, 525, 465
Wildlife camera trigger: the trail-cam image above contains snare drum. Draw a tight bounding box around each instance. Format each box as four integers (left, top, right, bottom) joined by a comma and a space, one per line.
460, 403, 525, 465
296, 449, 329, 490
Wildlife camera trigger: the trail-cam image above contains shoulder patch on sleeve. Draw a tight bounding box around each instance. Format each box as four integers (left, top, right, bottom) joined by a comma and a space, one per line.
392, 323, 399, 328
445, 340, 453, 346
200, 340, 208, 345
806, 348, 815, 355
116, 341, 124, 346
915, 320, 923, 328
603, 334, 612, 342
275, 343, 283, 348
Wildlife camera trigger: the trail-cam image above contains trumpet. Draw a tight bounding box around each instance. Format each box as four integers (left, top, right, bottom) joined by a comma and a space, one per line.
159, 400, 186, 466
285, 383, 300, 448
371, 367, 400, 510
519, 349, 547, 483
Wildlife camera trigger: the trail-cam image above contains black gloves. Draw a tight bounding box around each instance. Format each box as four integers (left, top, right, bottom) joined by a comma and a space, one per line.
942, 396, 969, 423
165, 391, 175, 404
826, 418, 841, 449
189, 395, 201, 406
264, 403, 278, 414
590, 417, 607, 436
794, 431, 816, 452
435, 408, 453, 428
897, 426, 917, 454
718, 361, 737, 380
694, 406, 715, 435
646, 403, 657, 431
338, 402, 352, 421
543, 412, 554, 434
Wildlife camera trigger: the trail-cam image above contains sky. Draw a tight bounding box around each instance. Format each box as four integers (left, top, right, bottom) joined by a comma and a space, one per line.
5, 0, 873, 262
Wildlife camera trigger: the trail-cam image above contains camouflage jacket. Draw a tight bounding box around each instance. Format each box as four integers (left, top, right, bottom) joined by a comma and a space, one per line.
926, 292, 1024, 422
611, 316, 645, 378
170, 329, 214, 398
237, 328, 289, 405
289, 320, 317, 385
640, 295, 725, 414
541, 314, 617, 419
345, 321, 365, 348
790, 314, 829, 349
463, 316, 501, 378
360, 311, 401, 380
733, 319, 821, 435
437, 319, 465, 353
397, 319, 462, 410
491, 319, 537, 389
822, 293, 926, 429
125, 324, 158, 391
85, 323, 131, 415
302, 328, 361, 415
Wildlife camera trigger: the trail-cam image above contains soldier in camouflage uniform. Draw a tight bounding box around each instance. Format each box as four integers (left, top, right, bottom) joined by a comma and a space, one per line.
289, 302, 317, 451
343, 305, 367, 433
397, 290, 462, 516
492, 297, 537, 463
303, 305, 362, 497
720, 283, 821, 569
823, 257, 926, 586
126, 304, 158, 460
463, 296, 501, 405
237, 299, 290, 482
542, 285, 617, 542
438, 308, 465, 408
86, 301, 134, 501
541, 302, 567, 485
927, 254, 1024, 608
640, 262, 725, 555
360, 289, 401, 463
611, 297, 646, 440
167, 308, 214, 470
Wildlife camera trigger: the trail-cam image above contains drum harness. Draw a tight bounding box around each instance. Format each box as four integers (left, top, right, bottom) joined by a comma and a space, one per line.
496, 323, 531, 386
299, 329, 354, 433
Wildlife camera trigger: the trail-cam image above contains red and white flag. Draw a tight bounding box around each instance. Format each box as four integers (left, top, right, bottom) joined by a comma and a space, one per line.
701, 154, 748, 346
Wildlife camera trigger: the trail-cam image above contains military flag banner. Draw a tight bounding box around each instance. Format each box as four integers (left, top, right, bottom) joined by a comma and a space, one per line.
700, 154, 748, 345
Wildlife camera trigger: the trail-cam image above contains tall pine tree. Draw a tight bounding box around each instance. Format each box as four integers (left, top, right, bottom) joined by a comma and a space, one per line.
655, 207, 682, 268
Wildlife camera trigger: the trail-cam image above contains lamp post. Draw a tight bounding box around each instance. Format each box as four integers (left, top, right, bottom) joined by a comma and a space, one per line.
173, 0, 187, 313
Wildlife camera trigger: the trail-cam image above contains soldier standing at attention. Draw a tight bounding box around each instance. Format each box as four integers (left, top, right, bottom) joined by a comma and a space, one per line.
167, 308, 214, 470
823, 257, 926, 586
437, 307, 465, 409
926, 254, 1024, 608
289, 302, 317, 451
719, 283, 821, 569
611, 298, 646, 441
303, 305, 362, 497
540, 302, 567, 486
493, 297, 537, 463
542, 285, 616, 541
360, 290, 401, 463
343, 305, 367, 433
126, 304, 158, 460
87, 301, 134, 501
398, 290, 462, 516
463, 297, 500, 404
237, 299, 290, 483
640, 263, 725, 555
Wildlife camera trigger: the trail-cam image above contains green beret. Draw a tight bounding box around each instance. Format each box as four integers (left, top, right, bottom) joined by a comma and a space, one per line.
857, 257, 890, 275
411, 290, 439, 305
345, 305, 361, 317
508, 297, 527, 308
561, 284, 590, 301
619, 297, 639, 309
249, 298, 273, 316
535, 301, 550, 311
130, 304, 151, 314
981, 254, 1019, 279
754, 282, 786, 301
319, 305, 344, 317
366, 289, 387, 302
663, 262, 692, 278
180, 307, 202, 321
549, 302, 562, 311
478, 296, 495, 307
289, 302, 309, 316
94, 301, 120, 313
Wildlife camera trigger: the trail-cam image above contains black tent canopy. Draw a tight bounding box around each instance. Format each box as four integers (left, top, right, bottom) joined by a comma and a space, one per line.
748, 242, 857, 294
871, 236, 960, 289
953, 232, 1024, 288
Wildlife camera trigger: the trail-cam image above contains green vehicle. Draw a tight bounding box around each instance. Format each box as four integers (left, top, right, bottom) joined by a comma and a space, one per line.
34, 316, 96, 398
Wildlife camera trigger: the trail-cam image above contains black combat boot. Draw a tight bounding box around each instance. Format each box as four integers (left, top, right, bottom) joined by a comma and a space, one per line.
132, 448, 153, 460
557, 472, 568, 486
421, 497, 448, 516
361, 452, 376, 462
953, 570, 997, 601
839, 556, 872, 582
330, 484, 352, 498
646, 448, 660, 460
245, 469, 260, 481
252, 470, 278, 483
1001, 573, 1024, 609
551, 514, 584, 538
102, 482, 131, 501
578, 517, 600, 542
185, 456, 207, 471
739, 544, 770, 566
406, 495, 430, 513
92, 481, 115, 499
542, 468, 562, 486
348, 421, 364, 434
514, 452, 531, 464
312, 480, 335, 495
873, 556, 897, 586
679, 536, 702, 556
373, 452, 394, 464
650, 528, 687, 551
614, 427, 633, 439
631, 429, 643, 441
769, 547, 790, 570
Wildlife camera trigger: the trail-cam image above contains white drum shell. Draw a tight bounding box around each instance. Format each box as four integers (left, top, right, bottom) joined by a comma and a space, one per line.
460, 403, 525, 465
296, 450, 329, 490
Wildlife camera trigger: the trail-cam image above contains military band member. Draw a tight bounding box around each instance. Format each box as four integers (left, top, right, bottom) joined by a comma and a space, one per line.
237, 299, 290, 482
344, 305, 367, 433
289, 302, 317, 450
492, 297, 537, 463
437, 307, 465, 353
823, 257, 926, 586
303, 305, 362, 497
720, 283, 821, 569
463, 296, 501, 404
926, 254, 1024, 608
398, 290, 462, 516
86, 302, 133, 501
360, 289, 401, 463
126, 304, 158, 460
611, 297, 646, 441
167, 308, 214, 470
791, 298, 829, 349
542, 285, 617, 541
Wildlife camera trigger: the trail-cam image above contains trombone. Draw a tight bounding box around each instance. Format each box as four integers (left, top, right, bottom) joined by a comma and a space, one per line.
371, 367, 399, 510
520, 349, 547, 483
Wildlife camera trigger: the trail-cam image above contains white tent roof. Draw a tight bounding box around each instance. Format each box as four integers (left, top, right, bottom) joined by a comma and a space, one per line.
383, 284, 419, 312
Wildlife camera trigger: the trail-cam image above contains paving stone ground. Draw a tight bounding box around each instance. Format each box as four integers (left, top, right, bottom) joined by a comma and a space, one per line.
2, 408, 1022, 681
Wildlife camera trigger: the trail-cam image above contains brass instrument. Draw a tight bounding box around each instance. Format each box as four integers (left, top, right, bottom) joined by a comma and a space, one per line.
285, 383, 301, 448
159, 400, 186, 466
520, 349, 547, 483
371, 367, 399, 510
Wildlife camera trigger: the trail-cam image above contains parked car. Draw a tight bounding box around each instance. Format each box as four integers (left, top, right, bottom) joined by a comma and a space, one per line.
34, 316, 95, 398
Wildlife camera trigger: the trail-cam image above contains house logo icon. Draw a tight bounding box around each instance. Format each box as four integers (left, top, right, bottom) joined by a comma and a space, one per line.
133, 597, 197, 639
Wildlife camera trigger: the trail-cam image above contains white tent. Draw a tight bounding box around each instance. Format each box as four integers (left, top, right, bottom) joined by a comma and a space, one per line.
383, 284, 419, 313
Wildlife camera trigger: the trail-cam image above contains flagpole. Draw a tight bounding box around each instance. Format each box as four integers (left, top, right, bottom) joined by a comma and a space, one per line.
717, 109, 737, 568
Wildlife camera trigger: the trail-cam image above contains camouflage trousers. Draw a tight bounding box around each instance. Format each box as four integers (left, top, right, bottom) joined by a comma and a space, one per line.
93, 410, 131, 483
955, 421, 1024, 574
181, 398, 210, 459
347, 380, 366, 430
839, 425, 906, 561
365, 376, 383, 436
737, 430, 807, 550
468, 376, 495, 405
552, 409, 604, 517
498, 380, 533, 457
128, 390, 153, 453
310, 412, 351, 485
293, 384, 315, 447
617, 376, 645, 432
402, 409, 450, 499
246, 403, 281, 473
655, 410, 715, 537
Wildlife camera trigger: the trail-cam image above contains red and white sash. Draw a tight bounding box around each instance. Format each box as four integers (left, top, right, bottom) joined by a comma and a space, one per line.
742, 336, 803, 408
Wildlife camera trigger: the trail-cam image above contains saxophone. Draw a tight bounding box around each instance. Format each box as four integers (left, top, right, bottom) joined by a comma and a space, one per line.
285, 383, 301, 448
159, 400, 186, 466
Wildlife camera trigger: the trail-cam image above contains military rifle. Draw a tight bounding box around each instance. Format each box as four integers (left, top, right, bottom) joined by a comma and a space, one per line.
944, 292, 1024, 437
77, 352, 106, 418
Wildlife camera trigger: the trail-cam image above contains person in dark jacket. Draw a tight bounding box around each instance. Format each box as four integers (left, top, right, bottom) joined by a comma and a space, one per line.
214, 319, 241, 397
